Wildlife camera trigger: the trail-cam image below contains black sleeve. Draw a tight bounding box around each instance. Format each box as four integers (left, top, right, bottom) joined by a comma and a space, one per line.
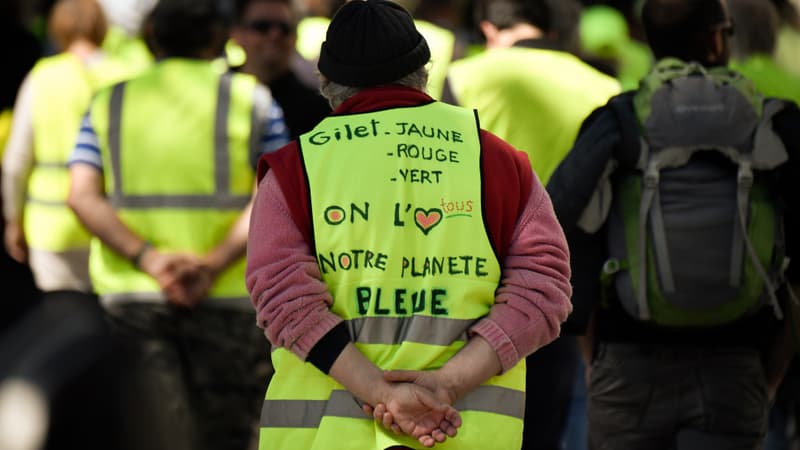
560, 226, 608, 335
545, 99, 628, 335
773, 104, 800, 283
546, 103, 622, 234
306, 322, 351, 374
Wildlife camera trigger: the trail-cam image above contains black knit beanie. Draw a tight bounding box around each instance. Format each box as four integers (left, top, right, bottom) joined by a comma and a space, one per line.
318, 0, 431, 87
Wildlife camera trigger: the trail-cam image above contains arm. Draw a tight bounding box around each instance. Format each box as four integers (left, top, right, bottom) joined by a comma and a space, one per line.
2, 75, 35, 262
200, 183, 256, 280
245, 172, 460, 446
546, 104, 621, 234
329, 343, 461, 447
67, 163, 204, 306
379, 176, 573, 400
767, 104, 800, 399
245, 171, 342, 358
469, 176, 573, 372
763, 286, 798, 400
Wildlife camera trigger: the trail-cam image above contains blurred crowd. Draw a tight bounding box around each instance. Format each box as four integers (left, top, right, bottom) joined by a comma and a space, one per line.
1, 0, 799, 449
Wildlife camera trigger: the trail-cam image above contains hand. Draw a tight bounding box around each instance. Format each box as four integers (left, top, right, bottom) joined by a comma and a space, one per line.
383, 369, 458, 407
165, 260, 214, 307
369, 369, 461, 446
4, 220, 28, 263
139, 249, 212, 307
372, 382, 461, 448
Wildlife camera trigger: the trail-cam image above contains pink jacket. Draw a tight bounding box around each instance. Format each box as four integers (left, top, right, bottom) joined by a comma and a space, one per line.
246, 86, 572, 372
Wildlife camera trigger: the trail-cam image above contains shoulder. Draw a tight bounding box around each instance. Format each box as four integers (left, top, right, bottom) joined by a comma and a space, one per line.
258, 140, 301, 182
479, 129, 534, 245
480, 129, 533, 184
771, 100, 800, 154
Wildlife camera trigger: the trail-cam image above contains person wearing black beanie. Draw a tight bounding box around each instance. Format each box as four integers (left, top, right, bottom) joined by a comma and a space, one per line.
246, 1, 573, 449
318, 0, 430, 87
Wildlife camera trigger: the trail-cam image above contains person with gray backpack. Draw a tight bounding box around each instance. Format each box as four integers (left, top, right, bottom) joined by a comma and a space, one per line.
547, 0, 800, 448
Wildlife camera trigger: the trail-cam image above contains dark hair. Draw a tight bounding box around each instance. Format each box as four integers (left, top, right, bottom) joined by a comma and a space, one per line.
234, 0, 294, 23
642, 0, 728, 64
728, 0, 779, 58
148, 0, 234, 58
474, 0, 551, 34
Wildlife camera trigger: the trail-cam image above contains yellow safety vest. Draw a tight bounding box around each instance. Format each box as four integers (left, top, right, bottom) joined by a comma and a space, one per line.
101, 25, 154, 78
296, 16, 331, 62
260, 102, 525, 450
87, 59, 257, 303
0, 109, 11, 159
26, 53, 128, 252
448, 47, 621, 184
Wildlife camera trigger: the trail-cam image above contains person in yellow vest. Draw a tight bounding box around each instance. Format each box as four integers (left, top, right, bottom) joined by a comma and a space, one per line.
728, 0, 800, 106
2, 0, 126, 294
66, 0, 289, 449
442, 1, 620, 448
245, 1, 573, 449
444, 0, 621, 185
0, 1, 136, 448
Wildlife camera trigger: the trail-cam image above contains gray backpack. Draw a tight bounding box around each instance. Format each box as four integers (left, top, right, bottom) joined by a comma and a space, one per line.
602, 58, 790, 327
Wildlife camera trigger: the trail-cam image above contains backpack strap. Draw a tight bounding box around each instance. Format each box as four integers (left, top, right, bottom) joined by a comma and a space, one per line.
606, 92, 641, 170
738, 98, 790, 320
736, 156, 784, 319
608, 92, 657, 320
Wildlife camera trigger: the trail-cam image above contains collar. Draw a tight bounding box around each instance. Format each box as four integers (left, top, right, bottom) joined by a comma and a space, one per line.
332, 85, 435, 115
512, 38, 561, 52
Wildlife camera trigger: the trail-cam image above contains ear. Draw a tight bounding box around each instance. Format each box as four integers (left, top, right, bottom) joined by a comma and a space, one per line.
708, 30, 728, 64
479, 20, 500, 47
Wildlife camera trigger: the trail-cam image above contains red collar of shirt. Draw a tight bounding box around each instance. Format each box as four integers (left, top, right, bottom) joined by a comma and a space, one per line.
257, 85, 434, 181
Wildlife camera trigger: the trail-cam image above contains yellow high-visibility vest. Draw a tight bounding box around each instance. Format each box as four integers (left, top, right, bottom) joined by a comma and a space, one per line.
27, 53, 129, 252
260, 101, 525, 450
448, 47, 621, 184
87, 59, 258, 304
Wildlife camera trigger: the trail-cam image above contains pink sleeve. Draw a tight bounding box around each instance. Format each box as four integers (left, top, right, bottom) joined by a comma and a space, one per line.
469, 173, 573, 373
245, 171, 343, 360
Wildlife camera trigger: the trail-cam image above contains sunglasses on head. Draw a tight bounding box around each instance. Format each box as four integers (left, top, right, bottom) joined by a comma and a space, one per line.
244, 19, 293, 35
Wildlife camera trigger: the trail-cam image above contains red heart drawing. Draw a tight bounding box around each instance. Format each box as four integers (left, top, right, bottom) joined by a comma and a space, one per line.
414, 208, 443, 235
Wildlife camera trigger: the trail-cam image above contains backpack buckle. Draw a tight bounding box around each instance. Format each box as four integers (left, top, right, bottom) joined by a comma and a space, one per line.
643, 168, 660, 189
737, 163, 753, 189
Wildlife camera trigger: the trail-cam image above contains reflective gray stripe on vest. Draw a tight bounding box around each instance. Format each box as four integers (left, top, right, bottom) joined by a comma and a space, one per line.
34, 162, 67, 169
26, 197, 67, 206
260, 385, 524, 428
99, 291, 252, 310
107, 74, 250, 210
269, 316, 475, 353
346, 316, 471, 346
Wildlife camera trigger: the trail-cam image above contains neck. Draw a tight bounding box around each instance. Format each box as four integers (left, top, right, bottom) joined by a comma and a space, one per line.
67, 39, 98, 61
487, 23, 544, 49
242, 61, 288, 85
